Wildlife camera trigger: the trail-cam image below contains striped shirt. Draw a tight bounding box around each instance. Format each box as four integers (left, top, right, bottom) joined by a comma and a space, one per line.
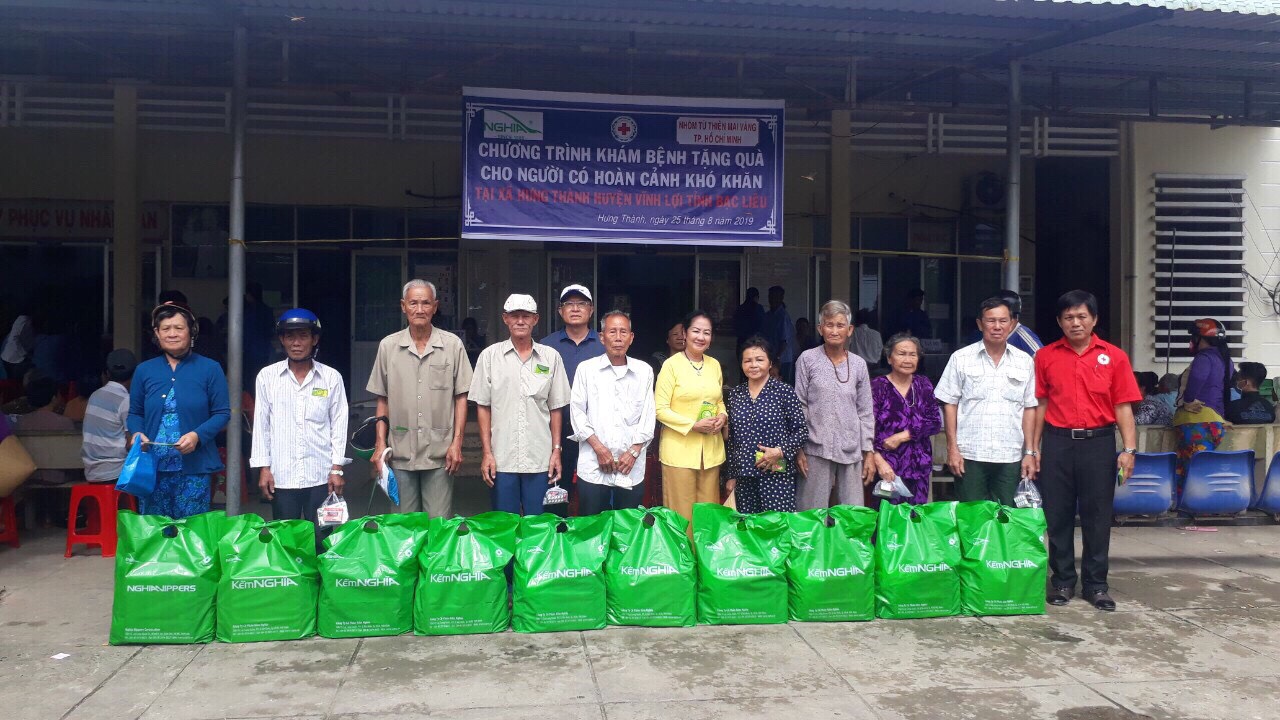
249, 360, 350, 490
81, 381, 130, 482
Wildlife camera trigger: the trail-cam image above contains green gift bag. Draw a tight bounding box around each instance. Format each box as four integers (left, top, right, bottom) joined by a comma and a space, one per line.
513, 513, 612, 633
785, 505, 877, 622
415, 512, 520, 636
955, 501, 1048, 616
605, 507, 696, 627
110, 511, 220, 645
692, 502, 790, 625
318, 513, 431, 638
216, 517, 319, 643
875, 501, 963, 619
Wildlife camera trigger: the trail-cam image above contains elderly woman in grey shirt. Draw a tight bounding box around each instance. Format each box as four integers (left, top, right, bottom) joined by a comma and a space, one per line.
794, 300, 876, 509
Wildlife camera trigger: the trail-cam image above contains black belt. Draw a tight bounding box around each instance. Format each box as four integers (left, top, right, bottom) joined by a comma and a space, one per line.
1045, 424, 1116, 440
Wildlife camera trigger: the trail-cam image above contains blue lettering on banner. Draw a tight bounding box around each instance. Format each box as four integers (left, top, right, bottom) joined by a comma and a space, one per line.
462, 87, 784, 247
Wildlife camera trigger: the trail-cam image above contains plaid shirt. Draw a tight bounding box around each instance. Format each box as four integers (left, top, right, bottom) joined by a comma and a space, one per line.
934, 341, 1037, 464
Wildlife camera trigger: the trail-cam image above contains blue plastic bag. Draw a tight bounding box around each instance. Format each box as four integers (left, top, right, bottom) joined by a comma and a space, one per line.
116, 441, 157, 498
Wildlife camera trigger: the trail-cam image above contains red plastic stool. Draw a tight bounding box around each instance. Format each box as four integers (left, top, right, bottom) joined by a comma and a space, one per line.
210, 447, 249, 505
64, 484, 138, 558
0, 496, 19, 549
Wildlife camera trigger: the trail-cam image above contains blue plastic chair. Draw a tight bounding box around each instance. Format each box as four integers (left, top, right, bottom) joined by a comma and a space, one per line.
1114, 452, 1175, 516
1250, 452, 1280, 516
1179, 450, 1255, 516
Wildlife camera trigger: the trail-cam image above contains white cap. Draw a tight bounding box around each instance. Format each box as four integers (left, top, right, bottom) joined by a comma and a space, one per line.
503, 294, 538, 313
559, 284, 593, 303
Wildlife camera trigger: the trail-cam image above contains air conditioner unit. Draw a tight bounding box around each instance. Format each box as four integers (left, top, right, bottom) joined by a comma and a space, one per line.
967, 171, 1006, 211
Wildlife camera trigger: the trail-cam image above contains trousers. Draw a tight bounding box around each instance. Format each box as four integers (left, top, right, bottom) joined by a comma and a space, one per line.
271, 483, 332, 551
396, 467, 454, 518
492, 471, 550, 516
1039, 430, 1116, 594
662, 464, 720, 534
795, 455, 864, 510
577, 480, 644, 516
955, 460, 1021, 506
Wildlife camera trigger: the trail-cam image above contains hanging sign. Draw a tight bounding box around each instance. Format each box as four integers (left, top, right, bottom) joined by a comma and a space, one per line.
462, 87, 784, 247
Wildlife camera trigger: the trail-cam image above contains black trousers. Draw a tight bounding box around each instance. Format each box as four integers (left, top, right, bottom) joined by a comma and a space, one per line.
1039, 430, 1116, 594
272, 484, 332, 550
578, 480, 644, 516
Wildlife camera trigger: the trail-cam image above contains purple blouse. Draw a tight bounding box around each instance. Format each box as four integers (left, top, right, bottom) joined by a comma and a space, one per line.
871, 374, 943, 483
1183, 348, 1234, 417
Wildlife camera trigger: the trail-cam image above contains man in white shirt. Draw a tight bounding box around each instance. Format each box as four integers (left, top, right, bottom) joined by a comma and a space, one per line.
934, 297, 1038, 506
569, 311, 655, 515
851, 308, 884, 369
251, 309, 349, 536
81, 349, 136, 483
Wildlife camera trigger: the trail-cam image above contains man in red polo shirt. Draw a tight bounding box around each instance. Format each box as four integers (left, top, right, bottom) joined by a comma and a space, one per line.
1031, 290, 1141, 611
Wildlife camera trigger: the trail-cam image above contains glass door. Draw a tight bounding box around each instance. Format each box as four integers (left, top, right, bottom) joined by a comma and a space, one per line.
696, 254, 742, 368
408, 250, 459, 331
350, 250, 406, 406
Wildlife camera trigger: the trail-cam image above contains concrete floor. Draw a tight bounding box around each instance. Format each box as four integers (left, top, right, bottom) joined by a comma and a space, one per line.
4, 479, 1280, 720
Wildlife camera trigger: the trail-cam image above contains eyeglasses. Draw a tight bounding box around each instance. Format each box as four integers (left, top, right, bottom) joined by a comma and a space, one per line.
561, 301, 592, 310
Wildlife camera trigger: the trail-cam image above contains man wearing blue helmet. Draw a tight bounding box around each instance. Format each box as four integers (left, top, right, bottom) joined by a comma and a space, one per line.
250, 309, 350, 536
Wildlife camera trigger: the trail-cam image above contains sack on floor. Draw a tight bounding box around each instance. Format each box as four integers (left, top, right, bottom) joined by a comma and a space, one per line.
785, 505, 877, 622
955, 501, 1048, 616
318, 513, 431, 638
692, 502, 790, 625
605, 507, 696, 627
115, 442, 156, 498
513, 513, 612, 633
415, 512, 520, 636
109, 511, 220, 644
875, 501, 963, 619
216, 517, 319, 642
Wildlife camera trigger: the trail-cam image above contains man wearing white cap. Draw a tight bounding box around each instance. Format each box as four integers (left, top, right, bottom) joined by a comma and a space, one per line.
470, 294, 572, 515
541, 283, 605, 515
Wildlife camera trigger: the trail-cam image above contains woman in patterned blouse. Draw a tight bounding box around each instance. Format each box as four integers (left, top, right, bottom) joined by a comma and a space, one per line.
724, 336, 809, 513
869, 333, 942, 505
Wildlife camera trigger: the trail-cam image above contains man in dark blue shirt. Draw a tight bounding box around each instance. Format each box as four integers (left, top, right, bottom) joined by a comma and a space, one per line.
541, 284, 605, 516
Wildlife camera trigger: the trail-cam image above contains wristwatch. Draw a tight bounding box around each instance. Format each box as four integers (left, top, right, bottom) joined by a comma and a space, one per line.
628, 448, 641, 459
1121, 447, 1138, 455
330, 469, 344, 476
1023, 450, 1039, 457
553, 444, 563, 451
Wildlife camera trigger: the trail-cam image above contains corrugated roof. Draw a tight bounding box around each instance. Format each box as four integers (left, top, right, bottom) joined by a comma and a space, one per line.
1048, 0, 1280, 15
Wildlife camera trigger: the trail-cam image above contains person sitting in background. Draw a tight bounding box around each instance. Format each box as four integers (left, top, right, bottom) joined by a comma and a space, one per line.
81, 350, 137, 484
1133, 371, 1173, 427
15, 373, 74, 485
1226, 362, 1276, 425
1156, 373, 1180, 415
62, 372, 101, 423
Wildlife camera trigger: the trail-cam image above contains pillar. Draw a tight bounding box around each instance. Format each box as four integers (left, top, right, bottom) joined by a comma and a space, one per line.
112, 84, 140, 354
829, 109, 852, 304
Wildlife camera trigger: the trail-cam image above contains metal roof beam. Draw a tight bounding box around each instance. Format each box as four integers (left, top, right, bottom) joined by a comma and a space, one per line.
859, 7, 1173, 104
980, 7, 1175, 65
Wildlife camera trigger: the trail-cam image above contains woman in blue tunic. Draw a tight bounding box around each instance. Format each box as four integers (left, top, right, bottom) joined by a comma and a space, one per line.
724, 336, 808, 513
127, 302, 230, 518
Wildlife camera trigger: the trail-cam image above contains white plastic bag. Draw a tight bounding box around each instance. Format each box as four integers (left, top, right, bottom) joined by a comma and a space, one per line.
542, 481, 568, 507
1013, 478, 1042, 509
317, 492, 350, 527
